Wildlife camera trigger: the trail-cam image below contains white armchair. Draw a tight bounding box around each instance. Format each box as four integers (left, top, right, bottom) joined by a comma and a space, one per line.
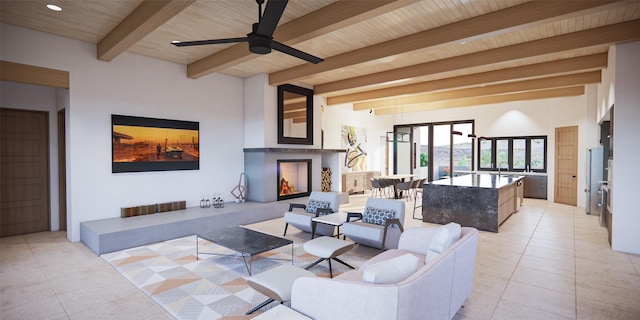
342, 198, 405, 249
284, 191, 340, 237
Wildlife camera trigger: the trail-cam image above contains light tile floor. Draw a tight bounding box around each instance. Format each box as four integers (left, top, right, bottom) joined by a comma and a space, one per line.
1, 194, 639, 319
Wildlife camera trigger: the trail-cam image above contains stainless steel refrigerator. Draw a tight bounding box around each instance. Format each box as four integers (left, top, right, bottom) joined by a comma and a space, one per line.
585, 147, 604, 215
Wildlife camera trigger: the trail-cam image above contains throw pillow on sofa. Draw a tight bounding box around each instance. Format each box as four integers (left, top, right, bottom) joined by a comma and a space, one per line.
361, 207, 395, 225
305, 199, 331, 215
425, 222, 462, 263
362, 253, 420, 284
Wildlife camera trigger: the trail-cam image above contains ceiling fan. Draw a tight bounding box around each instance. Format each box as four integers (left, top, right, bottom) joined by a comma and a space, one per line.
172, 0, 323, 64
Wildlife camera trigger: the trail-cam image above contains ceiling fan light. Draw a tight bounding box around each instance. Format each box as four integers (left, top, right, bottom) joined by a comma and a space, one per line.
46, 4, 62, 11
248, 35, 272, 54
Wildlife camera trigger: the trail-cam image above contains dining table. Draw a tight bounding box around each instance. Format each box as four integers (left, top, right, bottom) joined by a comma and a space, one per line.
377, 174, 417, 199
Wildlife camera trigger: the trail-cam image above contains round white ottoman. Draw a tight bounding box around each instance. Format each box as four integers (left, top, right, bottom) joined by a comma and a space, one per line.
245, 265, 314, 315
303, 236, 355, 277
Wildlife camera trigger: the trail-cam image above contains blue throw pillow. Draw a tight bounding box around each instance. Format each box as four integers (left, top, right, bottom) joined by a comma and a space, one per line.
305, 199, 331, 215
362, 207, 395, 225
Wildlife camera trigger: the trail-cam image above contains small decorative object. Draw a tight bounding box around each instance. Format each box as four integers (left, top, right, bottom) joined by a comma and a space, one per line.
212, 193, 224, 208
231, 173, 247, 203
200, 195, 211, 208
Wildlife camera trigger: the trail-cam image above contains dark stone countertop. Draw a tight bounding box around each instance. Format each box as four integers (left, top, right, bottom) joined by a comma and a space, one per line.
428, 173, 524, 189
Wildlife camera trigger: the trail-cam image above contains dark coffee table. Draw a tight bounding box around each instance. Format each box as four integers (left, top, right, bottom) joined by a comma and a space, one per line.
196, 226, 294, 276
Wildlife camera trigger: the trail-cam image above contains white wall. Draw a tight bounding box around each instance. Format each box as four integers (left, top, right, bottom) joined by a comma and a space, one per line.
610, 41, 640, 254
322, 88, 598, 207
244, 74, 267, 148
1, 24, 245, 242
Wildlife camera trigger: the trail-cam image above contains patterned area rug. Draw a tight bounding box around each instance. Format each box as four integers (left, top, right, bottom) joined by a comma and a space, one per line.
102, 233, 371, 319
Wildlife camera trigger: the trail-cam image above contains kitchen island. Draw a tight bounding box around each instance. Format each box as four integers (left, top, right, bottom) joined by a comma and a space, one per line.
422, 173, 524, 232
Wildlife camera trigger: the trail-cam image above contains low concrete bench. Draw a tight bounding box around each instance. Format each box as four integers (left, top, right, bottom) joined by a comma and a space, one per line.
80, 200, 291, 255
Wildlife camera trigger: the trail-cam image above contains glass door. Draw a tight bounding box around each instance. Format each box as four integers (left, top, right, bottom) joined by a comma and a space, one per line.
452, 123, 473, 177
415, 126, 429, 179
394, 126, 412, 175
432, 124, 451, 180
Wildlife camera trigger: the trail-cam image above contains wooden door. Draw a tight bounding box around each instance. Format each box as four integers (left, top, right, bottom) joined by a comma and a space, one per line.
0, 108, 50, 236
555, 126, 578, 206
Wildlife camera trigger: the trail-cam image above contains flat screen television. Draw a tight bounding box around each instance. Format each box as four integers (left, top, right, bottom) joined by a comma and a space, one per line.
111, 114, 199, 173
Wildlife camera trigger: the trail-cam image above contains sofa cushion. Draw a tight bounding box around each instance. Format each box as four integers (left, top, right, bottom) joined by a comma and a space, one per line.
358, 249, 426, 271
425, 222, 462, 263
361, 207, 395, 225
305, 199, 331, 215
362, 253, 420, 284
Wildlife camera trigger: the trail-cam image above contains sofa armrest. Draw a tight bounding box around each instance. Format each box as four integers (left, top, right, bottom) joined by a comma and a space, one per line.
289, 203, 306, 211
291, 277, 399, 320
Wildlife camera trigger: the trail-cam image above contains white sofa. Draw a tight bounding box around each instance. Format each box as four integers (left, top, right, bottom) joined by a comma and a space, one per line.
290, 226, 478, 320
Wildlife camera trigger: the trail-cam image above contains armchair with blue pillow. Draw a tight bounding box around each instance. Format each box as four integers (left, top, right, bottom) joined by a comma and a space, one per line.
284, 191, 340, 237
342, 198, 405, 249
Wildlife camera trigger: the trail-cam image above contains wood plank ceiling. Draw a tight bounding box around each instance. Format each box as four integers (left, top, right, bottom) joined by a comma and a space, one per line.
2, 0, 640, 115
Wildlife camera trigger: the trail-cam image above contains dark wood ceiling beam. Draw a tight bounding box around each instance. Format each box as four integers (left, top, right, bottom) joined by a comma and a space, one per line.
317, 19, 640, 95
98, 0, 195, 61
355, 71, 600, 110
374, 86, 586, 115
327, 53, 607, 105
270, 0, 621, 86
187, 0, 418, 79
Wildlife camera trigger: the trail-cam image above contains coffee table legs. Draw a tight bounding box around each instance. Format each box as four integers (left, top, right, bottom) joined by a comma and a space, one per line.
196, 236, 294, 276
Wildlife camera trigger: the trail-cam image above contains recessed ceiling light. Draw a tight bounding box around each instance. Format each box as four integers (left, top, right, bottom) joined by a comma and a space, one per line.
46, 4, 62, 11
171, 40, 181, 44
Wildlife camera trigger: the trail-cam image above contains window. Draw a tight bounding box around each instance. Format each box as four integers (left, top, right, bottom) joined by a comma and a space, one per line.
513, 139, 526, 170
479, 139, 492, 169
477, 136, 547, 173
530, 138, 545, 170
496, 139, 509, 169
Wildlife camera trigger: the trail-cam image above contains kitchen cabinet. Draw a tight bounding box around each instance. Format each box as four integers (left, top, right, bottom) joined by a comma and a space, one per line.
523, 175, 548, 199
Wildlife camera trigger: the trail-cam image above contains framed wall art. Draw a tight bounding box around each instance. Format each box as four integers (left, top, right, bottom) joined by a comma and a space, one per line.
112, 115, 199, 173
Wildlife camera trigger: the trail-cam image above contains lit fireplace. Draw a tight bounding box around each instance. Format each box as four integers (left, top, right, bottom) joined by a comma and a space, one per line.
278, 159, 311, 200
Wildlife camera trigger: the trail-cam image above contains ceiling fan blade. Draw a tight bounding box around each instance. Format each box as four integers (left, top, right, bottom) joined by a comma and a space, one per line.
272, 41, 324, 64
256, 0, 288, 37
172, 37, 248, 47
